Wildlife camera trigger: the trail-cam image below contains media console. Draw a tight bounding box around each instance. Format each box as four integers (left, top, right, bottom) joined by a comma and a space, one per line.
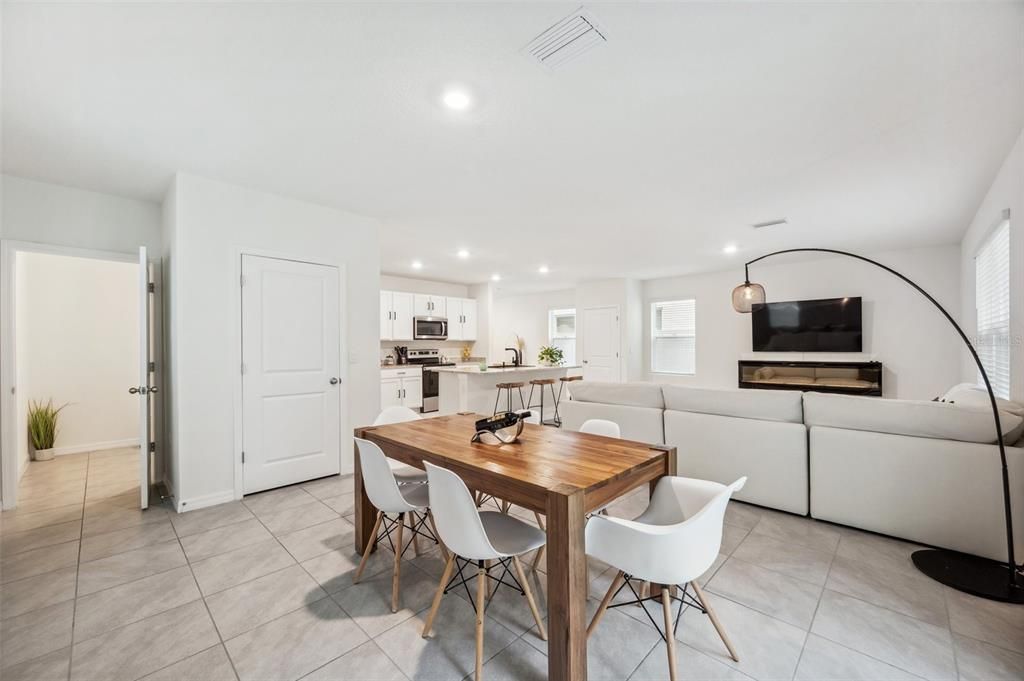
738, 359, 882, 396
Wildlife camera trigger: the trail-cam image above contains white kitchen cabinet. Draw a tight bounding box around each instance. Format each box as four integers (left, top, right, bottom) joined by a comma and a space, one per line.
413, 294, 446, 318
380, 368, 422, 410
446, 297, 478, 341
380, 291, 414, 340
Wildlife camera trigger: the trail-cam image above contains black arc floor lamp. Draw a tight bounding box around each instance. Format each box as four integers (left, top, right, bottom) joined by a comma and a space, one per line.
733, 248, 1023, 604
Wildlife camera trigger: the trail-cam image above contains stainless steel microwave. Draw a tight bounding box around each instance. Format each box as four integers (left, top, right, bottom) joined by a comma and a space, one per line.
413, 316, 448, 340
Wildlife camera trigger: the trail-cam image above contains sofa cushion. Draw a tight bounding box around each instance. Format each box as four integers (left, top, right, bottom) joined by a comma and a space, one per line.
567, 381, 665, 409
940, 383, 1024, 444
662, 385, 804, 423
803, 391, 1023, 445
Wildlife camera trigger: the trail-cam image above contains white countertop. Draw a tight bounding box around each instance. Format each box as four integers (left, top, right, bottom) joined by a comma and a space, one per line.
433, 365, 582, 375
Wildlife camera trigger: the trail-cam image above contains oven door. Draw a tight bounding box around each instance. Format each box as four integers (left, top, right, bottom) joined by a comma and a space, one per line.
414, 317, 448, 340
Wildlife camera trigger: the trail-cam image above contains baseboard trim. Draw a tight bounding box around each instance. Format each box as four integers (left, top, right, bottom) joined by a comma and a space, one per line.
49, 438, 140, 457
175, 489, 234, 513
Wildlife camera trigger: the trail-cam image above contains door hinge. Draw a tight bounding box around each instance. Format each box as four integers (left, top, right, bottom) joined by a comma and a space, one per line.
148, 361, 156, 372
241, 362, 247, 375
147, 282, 155, 293
148, 441, 156, 453
240, 274, 246, 287
241, 451, 246, 463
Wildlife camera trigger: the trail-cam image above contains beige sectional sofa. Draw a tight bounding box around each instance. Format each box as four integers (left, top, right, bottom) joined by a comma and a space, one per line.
560, 381, 1024, 563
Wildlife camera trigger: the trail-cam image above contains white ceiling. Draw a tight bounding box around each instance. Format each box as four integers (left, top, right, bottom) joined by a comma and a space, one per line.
4, 2, 1023, 293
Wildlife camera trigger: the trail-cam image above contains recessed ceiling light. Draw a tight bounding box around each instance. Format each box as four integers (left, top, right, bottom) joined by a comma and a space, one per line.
538, 265, 549, 274
442, 89, 472, 111
411, 260, 423, 270
723, 243, 738, 255
491, 274, 501, 282
457, 249, 470, 259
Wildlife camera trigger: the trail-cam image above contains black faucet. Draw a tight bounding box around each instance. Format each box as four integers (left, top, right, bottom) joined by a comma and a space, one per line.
505, 347, 522, 367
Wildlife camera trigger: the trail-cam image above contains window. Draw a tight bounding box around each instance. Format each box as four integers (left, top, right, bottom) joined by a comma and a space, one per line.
651, 299, 696, 374
975, 220, 1011, 399
548, 308, 576, 365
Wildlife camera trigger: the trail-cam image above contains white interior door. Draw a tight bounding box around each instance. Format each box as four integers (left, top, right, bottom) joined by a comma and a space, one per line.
136, 247, 152, 509
581, 306, 620, 382
242, 255, 342, 494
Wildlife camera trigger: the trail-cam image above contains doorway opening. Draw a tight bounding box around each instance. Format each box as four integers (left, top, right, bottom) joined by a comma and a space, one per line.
0, 244, 159, 512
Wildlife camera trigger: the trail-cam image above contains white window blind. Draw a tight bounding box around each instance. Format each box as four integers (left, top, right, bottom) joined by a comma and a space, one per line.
975, 220, 1011, 399
549, 308, 576, 365
651, 299, 696, 374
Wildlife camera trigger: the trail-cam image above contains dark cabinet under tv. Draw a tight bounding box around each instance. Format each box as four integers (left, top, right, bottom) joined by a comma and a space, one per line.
738, 359, 882, 397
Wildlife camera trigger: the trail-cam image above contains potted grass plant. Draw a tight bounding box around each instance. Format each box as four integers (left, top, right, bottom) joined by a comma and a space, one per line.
27, 399, 67, 461
537, 345, 565, 367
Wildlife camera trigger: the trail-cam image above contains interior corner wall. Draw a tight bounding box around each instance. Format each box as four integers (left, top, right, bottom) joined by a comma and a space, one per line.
960, 128, 1024, 402
576, 278, 644, 381
642, 244, 963, 399
15, 252, 139, 464
160, 177, 180, 500
167, 173, 380, 511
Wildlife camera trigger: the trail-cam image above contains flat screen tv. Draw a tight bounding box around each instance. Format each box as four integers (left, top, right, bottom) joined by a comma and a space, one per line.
751, 297, 863, 352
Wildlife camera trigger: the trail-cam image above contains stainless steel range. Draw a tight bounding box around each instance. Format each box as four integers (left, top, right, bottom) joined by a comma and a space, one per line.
407, 348, 454, 413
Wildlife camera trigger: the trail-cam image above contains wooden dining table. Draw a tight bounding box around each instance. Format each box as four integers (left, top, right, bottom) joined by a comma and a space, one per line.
353, 413, 677, 681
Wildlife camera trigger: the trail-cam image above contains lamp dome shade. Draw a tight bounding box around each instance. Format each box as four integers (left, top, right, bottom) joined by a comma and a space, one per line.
732, 282, 766, 313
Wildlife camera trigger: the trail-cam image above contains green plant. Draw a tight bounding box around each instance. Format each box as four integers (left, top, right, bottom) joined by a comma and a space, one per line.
538, 346, 565, 366
27, 399, 67, 451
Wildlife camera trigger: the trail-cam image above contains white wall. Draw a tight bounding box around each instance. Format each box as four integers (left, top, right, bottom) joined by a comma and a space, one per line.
960, 128, 1024, 401
164, 173, 380, 511
1, 175, 161, 254
643, 244, 963, 399
491, 288, 576, 366
15, 252, 138, 470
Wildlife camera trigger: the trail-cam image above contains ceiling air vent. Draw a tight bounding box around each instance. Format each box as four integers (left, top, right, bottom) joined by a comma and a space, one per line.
752, 218, 789, 230
524, 8, 607, 70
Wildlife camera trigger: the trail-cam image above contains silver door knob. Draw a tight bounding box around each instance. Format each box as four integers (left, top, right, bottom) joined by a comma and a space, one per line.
148, 386, 159, 394
329, 377, 340, 385
128, 387, 139, 394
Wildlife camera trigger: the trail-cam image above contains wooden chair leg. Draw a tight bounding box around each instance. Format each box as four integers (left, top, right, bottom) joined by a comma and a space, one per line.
513, 556, 547, 641
422, 552, 456, 638
427, 510, 449, 560
475, 566, 487, 681
531, 544, 546, 572
391, 512, 405, 613
533, 512, 546, 531
353, 511, 383, 584
691, 581, 739, 661
661, 587, 678, 681
412, 513, 422, 557
588, 569, 624, 637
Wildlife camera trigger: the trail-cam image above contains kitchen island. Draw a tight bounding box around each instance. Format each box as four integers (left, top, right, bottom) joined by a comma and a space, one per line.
435, 365, 583, 417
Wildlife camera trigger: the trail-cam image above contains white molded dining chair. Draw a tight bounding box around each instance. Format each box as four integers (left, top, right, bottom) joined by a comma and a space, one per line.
586, 476, 747, 681
372, 407, 428, 484
353, 437, 440, 612
580, 418, 621, 438
421, 462, 547, 681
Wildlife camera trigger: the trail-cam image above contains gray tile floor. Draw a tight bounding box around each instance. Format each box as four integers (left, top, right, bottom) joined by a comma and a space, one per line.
2, 450, 1023, 681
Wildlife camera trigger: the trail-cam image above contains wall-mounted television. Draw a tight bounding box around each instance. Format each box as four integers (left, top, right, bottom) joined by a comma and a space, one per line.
751, 297, 863, 352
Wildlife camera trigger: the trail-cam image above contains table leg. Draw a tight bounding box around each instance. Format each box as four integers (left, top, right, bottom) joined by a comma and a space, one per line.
547, 486, 588, 681
354, 444, 377, 555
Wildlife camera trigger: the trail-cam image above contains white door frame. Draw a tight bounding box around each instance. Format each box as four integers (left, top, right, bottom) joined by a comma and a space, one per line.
580, 305, 621, 383
0, 240, 144, 510
230, 247, 348, 501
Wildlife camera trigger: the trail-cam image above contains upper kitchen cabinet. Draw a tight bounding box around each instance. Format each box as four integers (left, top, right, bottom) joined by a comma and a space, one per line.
446, 297, 477, 341
413, 294, 446, 318
380, 290, 414, 340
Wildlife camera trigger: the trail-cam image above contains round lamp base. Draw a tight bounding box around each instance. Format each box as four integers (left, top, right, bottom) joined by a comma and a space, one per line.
912, 549, 1024, 604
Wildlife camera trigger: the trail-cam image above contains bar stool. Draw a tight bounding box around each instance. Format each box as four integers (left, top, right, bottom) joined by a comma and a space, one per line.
527, 378, 560, 426
558, 374, 583, 406
493, 381, 526, 415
